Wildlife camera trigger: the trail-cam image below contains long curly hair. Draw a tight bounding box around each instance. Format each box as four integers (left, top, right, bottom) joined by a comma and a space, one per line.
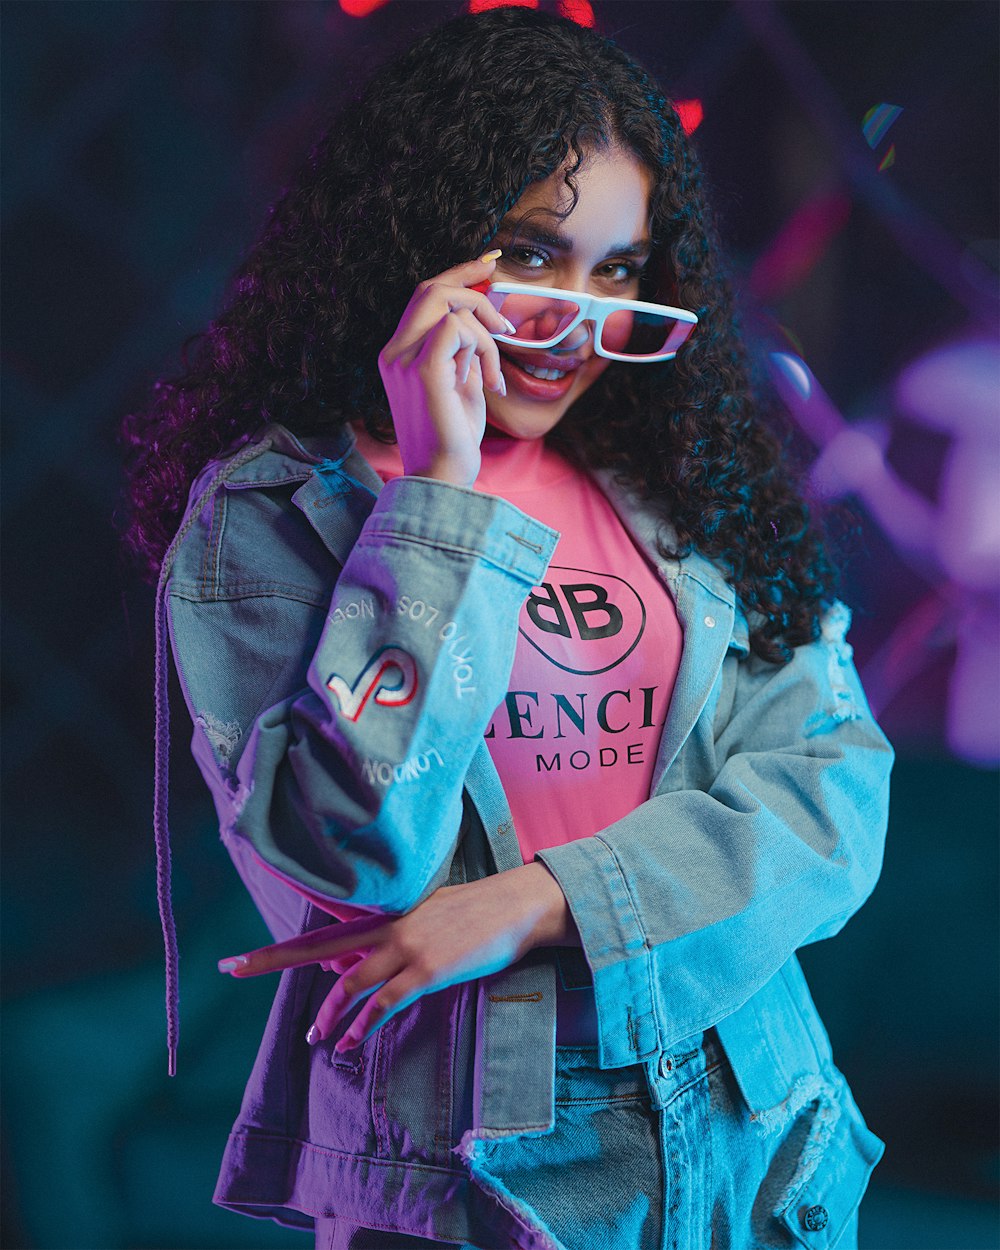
122, 5, 836, 663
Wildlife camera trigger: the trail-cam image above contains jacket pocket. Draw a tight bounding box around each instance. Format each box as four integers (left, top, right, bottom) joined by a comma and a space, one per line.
706, 1047, 884, 1250
775, 1075, 884, 1250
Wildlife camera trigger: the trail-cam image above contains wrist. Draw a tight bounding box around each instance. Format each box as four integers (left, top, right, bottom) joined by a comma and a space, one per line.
506, 861, 581, 952
424, 451, 479, 487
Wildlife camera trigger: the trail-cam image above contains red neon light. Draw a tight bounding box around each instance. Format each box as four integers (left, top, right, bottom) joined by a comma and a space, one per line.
468, 0, 538, 11
339, 0, 390, 15
558, 0, 596, 26
674, 99, 704, 136
749, 190, 852, 300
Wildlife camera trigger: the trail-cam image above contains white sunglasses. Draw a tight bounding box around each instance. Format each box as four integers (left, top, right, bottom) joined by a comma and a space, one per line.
482, 281, 698, 362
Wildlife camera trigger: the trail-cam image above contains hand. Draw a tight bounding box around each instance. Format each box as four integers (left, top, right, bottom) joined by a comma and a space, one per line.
217, 863, 579, 1051
377, 252, 511, 487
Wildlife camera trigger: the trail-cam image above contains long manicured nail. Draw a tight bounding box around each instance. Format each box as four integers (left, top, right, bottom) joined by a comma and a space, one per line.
478, 248, 502, 264
218, 956, 249, 973
501, 316, 517, 334
496, 371, 507, 397
335, 1031, 358, 1053
306, 1025, 322, 1046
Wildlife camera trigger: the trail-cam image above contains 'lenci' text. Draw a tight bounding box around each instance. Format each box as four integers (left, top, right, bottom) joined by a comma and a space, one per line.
484, 686, 663, 775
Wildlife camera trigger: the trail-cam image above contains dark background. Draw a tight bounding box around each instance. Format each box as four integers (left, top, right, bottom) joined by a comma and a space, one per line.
2, 3, 998, 1248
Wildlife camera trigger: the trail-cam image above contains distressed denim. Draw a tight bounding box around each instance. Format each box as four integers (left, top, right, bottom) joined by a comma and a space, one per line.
163, 422, 892, 1247
314, 1030, 875, 1250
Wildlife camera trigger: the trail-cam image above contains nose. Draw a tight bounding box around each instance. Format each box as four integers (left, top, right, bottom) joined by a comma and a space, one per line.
552, 320, 593, 355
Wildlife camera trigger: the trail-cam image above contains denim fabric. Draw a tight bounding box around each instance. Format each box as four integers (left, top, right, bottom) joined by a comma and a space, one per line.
163, 423, 892, 1244
315, 1221, 476, 1248
699, 1030, 875, 1250
313, 1031, 876, 1250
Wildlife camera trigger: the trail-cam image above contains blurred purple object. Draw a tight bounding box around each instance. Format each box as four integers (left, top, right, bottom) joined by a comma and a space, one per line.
771, 338, 1000, 764
895, 338, 1000, 592
895, 338, 1000, 763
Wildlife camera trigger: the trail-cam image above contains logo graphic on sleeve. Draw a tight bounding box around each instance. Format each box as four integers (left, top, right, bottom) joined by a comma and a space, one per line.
519, 567, 646, 675
327, 646, 418, 721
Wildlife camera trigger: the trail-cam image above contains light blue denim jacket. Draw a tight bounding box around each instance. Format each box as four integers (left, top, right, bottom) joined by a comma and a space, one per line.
164, 422, 892, 1248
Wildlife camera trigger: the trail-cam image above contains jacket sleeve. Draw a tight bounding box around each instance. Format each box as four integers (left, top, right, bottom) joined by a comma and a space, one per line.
535, 603, 893, 1065
168, 473, 557, 915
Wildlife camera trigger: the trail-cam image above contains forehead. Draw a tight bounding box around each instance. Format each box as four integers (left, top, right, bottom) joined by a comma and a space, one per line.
504, 147, 653, 246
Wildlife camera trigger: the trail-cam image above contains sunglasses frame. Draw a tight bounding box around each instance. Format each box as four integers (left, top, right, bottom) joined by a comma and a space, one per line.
485, 281, 698, 362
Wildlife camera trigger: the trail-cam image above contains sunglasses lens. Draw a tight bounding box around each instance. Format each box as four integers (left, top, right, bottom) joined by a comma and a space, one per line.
602, 309, 680, 358
489, 291, 581, 345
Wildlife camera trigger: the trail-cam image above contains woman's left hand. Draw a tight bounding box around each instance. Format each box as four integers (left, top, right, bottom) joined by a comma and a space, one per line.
218, 863, 579, 1052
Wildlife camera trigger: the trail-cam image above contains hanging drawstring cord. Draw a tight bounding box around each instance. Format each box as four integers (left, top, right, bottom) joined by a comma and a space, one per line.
152, 436, 273, 1076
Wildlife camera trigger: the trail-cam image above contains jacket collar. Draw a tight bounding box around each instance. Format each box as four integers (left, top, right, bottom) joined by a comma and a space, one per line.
591, 467, 749, 654
219, 421, 358, 487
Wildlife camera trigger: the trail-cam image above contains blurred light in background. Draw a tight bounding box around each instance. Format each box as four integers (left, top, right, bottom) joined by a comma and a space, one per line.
877, 143, 896, 173
862, 102, 903, 149
468, 0, 539, 12
770, 335, 1000, 768
338, 0, 391, 16
673, 98, 704, 135
750, 188, 852, 301
556, 0, 595, 26
466, 0, 594, 22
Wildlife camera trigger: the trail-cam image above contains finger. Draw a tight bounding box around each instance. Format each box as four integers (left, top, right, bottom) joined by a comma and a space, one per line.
456, 339, 476, 387
417, 309, 503, 396
320, 950, 367, 974
426, 248, 504, 292
331, 967, 426, 1052
217, 914, 387, 978
306, 947, 403, 1043
386, 270, 514, 362
452, 307, 504, 395
412, 284, 513, 341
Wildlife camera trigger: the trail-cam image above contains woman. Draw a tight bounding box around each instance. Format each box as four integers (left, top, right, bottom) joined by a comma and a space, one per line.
124, 8, 892, 1249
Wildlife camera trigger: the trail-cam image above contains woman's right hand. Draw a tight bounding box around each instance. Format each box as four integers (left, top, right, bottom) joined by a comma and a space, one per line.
377, 252, 510, 487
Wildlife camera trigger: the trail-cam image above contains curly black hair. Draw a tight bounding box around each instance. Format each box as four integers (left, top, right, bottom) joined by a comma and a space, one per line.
122, 5, 836, 663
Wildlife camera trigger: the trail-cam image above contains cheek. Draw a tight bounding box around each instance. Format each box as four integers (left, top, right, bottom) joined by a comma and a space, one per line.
578, 355, 611, 392
600, 309, 634, 354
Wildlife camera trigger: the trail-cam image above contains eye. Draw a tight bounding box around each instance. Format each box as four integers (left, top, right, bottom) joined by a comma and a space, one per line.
596, 260, 642, 285
501, 245, 549, 272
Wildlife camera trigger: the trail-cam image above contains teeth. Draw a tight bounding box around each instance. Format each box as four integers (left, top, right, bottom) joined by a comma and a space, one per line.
520, 362, 567, 381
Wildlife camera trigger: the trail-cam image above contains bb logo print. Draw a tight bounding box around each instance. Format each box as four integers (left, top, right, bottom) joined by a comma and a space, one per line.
520, 568, 645, 675
327, 646, 418, 721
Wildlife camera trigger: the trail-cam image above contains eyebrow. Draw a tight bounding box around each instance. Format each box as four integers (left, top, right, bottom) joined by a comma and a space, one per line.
498, 220, 651, 258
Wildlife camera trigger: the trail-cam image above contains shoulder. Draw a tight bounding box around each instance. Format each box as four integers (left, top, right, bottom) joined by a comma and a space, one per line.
166, 422, 377, 606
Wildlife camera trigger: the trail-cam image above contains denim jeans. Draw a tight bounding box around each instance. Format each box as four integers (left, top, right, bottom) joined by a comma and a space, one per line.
314, 1029, 866, 1250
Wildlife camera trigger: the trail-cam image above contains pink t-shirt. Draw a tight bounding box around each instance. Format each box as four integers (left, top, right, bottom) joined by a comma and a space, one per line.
354, 428, 683, 863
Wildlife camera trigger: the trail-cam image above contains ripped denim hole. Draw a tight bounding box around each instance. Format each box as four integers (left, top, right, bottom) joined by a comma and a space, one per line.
196, 711, 242, 763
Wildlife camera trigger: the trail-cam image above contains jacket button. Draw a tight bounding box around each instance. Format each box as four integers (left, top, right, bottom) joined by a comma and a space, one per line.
497, 821, 511, 835
802, 1205, 829, 1232
704, 615, 716, 628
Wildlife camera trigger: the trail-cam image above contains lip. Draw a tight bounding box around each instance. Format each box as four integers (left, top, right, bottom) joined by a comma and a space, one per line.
499, 348, 589, 402
501, 347, 586, 373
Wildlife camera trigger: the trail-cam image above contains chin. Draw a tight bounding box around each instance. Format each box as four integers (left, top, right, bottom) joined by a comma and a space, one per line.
484, 410, 564, 441
484, 388, 586, 441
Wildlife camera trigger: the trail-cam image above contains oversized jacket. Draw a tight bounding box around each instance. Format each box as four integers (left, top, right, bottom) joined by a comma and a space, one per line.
163, 421, 892, 1249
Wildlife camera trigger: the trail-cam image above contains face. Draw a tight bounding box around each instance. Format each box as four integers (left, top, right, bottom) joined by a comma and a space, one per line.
484, 146, 654, 441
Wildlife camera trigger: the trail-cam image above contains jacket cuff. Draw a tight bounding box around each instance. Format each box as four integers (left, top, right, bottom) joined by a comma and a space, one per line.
363, 476, 558, 586
535, 837, 659, 1067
